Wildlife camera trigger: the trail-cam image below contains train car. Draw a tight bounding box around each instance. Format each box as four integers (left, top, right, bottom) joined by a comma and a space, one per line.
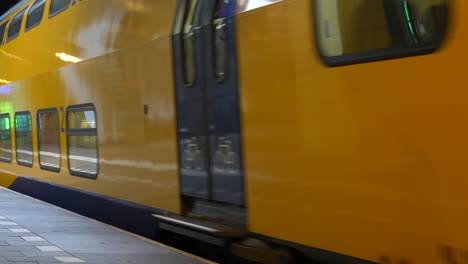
0, 0, 461, 263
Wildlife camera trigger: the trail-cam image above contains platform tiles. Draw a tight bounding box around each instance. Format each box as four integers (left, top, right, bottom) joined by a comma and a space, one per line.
0, 187, 212, 264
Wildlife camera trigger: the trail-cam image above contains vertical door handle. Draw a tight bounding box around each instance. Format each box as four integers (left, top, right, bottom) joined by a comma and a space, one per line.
213, 17, 228, 82
182, 30, 196, 86
181, 0, 199, 87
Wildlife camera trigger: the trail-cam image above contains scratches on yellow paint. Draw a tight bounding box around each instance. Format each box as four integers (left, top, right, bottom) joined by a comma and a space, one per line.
0, 49, 28, 63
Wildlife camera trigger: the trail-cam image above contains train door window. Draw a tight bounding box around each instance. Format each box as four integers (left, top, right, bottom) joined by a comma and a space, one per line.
26, 0, 46, 31
49, 0, 71, 18
38, 108, 60, 172
7, 8, 27, 42
314, 0, 448, 66
15, 111, 33, 167
0, 114, 11, 163
0, 23, 7, 46
67, 104, 98, 179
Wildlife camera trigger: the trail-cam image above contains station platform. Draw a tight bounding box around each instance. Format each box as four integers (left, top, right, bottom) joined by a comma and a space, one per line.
0, 187, 212, 264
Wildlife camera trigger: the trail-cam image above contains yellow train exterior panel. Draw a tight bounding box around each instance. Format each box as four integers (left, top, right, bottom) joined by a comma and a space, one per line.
0, 0, 181, 214
237, 0, 468, 263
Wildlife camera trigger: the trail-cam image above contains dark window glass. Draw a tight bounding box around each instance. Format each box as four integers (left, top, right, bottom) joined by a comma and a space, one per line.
0, 114, 11, 163
315, 0, 448, 66
38, 108, 60, 172
15, 112, 33, 167
26, 0, 46, 31
49, 0, 71, 17
67, 105, 98, 179
0, 23, 7, 45
7, 8, 27, 42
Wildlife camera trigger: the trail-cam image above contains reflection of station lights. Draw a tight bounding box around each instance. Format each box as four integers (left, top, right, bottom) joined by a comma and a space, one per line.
125, 1, 146, 12
0, 78, 10, 84
55, 52, 82, 63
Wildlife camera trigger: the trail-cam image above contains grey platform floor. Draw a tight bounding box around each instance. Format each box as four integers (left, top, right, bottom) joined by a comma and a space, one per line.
0, 187, 211, 264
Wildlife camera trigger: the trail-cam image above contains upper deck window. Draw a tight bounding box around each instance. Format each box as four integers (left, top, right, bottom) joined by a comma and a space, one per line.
26, 0, 46, 31
314, 0, 448, 66
7, 7, 27, 42
49, 0, 71, 18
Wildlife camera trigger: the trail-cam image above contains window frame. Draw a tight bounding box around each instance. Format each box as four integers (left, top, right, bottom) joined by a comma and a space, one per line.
37, 108, 61, 173
48, 0, 71, 19
313, 0, 449, 67
14, 111, 33, 168
7, 7, 27, 43
0, 113, 12, 163
25, 0, 46, 32
66, 103, 99, 180
0, 22, 7, 46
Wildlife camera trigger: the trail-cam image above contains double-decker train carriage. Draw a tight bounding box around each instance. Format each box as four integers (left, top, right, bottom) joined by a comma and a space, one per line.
0, 0, 462, 263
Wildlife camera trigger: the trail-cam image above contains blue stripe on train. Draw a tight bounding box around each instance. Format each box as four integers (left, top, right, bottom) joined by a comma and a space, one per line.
9, 176, 162, 239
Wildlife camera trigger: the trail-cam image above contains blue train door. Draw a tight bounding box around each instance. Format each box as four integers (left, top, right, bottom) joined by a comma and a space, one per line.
173, 0, 245, 225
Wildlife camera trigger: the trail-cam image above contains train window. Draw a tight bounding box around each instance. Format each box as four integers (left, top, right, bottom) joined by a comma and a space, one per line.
0, 114, 12, 163
38, 108, 60, 172
7, 7, 27, 42
49, 0, 71, 18
26, 0, 46, 31
0, 23, 7, 45
314, 0, 448, 66
66, 104, 98, 179
15, 111, 33, 167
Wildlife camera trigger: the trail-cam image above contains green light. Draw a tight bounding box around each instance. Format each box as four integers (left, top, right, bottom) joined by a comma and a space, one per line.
403, 1, 418, 44
0, 101, 12, 115
1, 117, 10, 130
0, 102, 12, 131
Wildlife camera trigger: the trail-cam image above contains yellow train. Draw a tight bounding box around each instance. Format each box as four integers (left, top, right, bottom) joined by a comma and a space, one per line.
0, 0, 460, 263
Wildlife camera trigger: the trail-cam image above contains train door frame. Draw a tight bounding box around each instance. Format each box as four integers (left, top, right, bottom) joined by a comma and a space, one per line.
172, 0, 246, 227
